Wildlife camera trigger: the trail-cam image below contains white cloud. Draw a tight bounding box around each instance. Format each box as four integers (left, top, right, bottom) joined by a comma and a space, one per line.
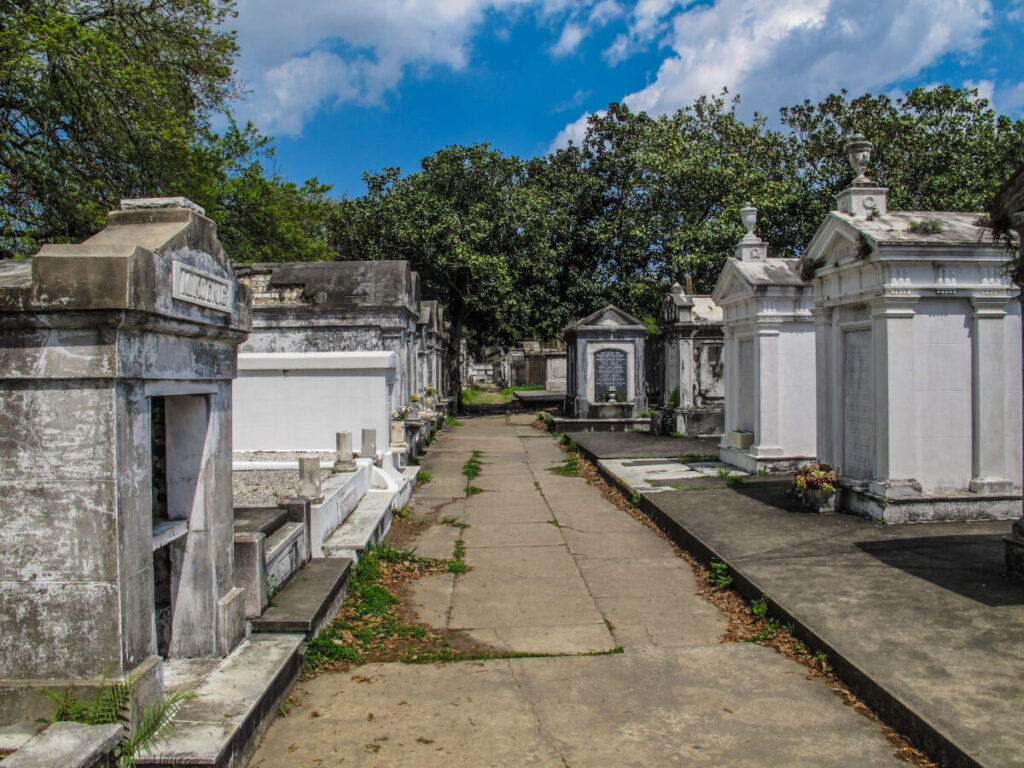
994, 81, 1024, 114
550, 109, 605, 150
232, 0, 563, 135
964, 78, 995, 105
551, 0, 993, 146
551, 23, 588, 56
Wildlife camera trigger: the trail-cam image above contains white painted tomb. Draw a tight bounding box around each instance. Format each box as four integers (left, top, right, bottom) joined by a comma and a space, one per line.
233, 350, 398, 457
713, 205, 817, 473
804, 136, 1022, 522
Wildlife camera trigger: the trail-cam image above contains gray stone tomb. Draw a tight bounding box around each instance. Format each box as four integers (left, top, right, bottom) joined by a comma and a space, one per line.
0, 198, 252, 723
564, 305, 647, 419
660, 282, 725, 436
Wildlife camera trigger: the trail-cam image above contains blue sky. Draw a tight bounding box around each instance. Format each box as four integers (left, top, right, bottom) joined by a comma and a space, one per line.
227, 0, 1024, 199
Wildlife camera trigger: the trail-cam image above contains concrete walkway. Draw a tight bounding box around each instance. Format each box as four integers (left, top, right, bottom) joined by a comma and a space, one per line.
249, 416, 909, 767
571, 430, 1024, 768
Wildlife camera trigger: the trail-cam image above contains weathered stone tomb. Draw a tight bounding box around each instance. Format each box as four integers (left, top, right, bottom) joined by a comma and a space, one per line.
564, 305, 647, 420
713, 205, 816, 472
661, 282, 725, 436
0, 198, 251, 721
236, 260, 423, 404
804, 137, 1022, 522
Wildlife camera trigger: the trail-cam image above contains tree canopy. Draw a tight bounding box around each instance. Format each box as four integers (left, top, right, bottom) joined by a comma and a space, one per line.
3, 7, 1019, 374
329, 87, 1024, 362
0, 0, 331, 261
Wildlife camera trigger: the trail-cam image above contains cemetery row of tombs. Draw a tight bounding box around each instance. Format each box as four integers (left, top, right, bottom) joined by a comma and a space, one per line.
529, 139, 1023, 559
1, 135, 1022, 765
0, 198, 455, 765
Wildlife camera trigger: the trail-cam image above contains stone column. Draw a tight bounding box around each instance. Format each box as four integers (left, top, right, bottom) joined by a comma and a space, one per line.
720, 325, 738, 447
751, 321, 783, 457
812, 306, 832, 463
970, 296, 1013, 493
869, 296, 919, 497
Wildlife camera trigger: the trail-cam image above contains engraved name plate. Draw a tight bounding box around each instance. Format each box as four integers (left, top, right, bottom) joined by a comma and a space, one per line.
594, 349, 628, 400
172, 260, 233, 313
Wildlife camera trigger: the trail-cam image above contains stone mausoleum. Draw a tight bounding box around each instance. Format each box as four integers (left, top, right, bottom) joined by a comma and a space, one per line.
713, 205, 817, 473
660, 282, 725, 436
564, 305, 647, 420
990, 164, 1024, 577
0, 198, 253, 722
804, 136, 1022, 522
234, 261, 433, 457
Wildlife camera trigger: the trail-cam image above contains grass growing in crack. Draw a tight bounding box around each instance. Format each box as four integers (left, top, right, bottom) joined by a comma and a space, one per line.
546, 519, 563, 527
440, 516, 470, 529
445, 414, 463, 427
448, 539, 469, 574
716, 467, 747, 487
462, 455, 482, 481
465, 485, 484, 495
416, 469, 433, 483
304, 544, 453, 674
551, 451, 581, 476
401, 646, 625, 664
393, 506, 412, 521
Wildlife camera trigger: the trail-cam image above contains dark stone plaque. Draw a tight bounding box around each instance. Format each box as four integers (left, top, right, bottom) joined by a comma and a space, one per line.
594, 349, 628, 401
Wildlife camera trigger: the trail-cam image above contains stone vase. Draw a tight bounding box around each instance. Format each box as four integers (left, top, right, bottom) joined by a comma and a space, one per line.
391, 420, 407, 445
424, 394, 436, 411
800, 488, 836, 514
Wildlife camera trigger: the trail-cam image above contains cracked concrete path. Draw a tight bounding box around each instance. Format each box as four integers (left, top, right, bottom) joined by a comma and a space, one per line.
249, 415, 908, 767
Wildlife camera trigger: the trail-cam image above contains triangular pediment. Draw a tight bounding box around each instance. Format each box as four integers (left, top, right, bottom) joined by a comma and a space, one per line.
571, 304, 645, 330
803, 214, 867, 268
711, 259, 756, 304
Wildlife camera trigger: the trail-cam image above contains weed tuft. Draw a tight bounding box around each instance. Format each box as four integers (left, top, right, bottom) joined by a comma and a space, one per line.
709, 560, 733, 589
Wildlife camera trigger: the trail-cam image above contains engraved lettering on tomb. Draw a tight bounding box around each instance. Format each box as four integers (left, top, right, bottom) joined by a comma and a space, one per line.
172, 259, 233, 312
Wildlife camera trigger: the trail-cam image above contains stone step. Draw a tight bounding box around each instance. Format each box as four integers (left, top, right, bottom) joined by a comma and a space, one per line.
250, 557, 352, 637
321, 490, 394, 561
136, 633, 303, 768
233, 506, 290, 537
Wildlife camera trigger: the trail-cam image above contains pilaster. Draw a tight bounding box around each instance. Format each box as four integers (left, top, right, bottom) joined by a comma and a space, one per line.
720, 326, 739, 444
751, 322, 783, 457
970, 296, 1013, 493
869, 296, 920, 498
812, 307, 832, 464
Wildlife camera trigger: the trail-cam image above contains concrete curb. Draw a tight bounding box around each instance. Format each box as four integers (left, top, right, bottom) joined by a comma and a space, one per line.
575, 439, 987, 768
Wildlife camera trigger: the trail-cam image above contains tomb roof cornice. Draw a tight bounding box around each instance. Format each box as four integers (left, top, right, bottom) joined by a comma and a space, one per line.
1, 199, 251, 332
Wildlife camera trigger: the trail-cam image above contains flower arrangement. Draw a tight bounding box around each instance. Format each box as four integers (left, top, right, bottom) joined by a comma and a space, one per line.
410, 393, 421, 402
424, 386, 437, 394
392, 406, 411, 422
793, 463, 839, 494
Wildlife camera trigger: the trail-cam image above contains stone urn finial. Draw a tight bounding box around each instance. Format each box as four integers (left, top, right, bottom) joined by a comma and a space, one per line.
846, 133, 874, 186
740, 203, 758, 240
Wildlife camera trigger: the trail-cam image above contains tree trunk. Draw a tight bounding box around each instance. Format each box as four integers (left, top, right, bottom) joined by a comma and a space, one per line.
444, 288, 468, 415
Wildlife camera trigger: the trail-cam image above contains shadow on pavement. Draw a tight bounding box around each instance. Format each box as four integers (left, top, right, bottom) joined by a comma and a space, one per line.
856, 534, 1023, 607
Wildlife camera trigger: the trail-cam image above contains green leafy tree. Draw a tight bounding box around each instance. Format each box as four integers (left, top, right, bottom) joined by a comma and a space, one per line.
0, 0, 237, 258
331, 143, 556, 398
0, 0, 335, 262
194, 123, 336, 263
780, 85, 1024, 247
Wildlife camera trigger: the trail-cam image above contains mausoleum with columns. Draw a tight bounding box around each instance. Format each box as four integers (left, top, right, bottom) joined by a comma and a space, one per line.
804, 136, 1022, 522
713, 205, 817, 473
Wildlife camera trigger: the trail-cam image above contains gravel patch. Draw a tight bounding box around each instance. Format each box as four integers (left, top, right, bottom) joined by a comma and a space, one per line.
233, 469, 300, 506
